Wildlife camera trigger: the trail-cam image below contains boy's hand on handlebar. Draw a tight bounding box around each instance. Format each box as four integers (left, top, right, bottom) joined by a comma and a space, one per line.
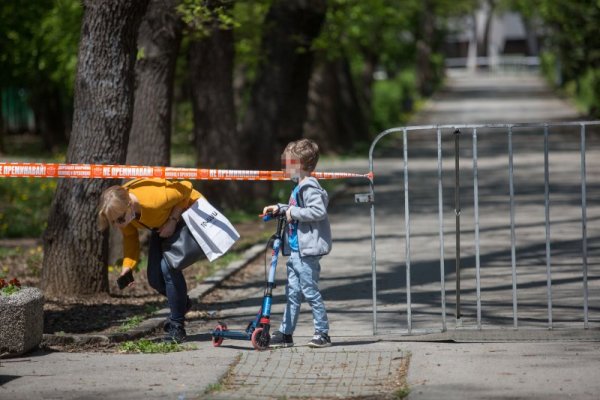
285, 208, 293, 223
262, 205, 279, 216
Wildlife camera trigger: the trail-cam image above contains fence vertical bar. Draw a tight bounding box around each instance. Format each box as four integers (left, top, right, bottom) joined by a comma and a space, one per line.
508, 125, 519, 328
437, 127, 447, 332
454, 129, 461, 322
369, 178, 378, 335
403, 128, 412, 334
473, 128, 482, 329
580, 123, 589, 329
543, 124, 553, 329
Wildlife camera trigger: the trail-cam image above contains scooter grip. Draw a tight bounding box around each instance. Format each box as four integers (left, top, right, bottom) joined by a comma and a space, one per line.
259, 213, 273, 222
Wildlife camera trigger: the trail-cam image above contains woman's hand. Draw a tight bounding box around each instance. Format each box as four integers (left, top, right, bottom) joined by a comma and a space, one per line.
158, 218, 177, 238
286, 208, 293, 223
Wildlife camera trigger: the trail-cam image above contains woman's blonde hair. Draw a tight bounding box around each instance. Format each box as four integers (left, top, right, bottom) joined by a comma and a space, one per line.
97, 185, 130, 231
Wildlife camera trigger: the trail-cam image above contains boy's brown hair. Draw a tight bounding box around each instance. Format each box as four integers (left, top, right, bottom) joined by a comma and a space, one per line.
284, 138, 320, 172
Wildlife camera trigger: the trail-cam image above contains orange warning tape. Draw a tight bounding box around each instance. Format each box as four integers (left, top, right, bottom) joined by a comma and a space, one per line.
0, 162, 372, 181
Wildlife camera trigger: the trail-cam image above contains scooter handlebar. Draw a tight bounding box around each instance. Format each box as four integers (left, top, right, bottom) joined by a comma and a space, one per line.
259, 209, 284, 222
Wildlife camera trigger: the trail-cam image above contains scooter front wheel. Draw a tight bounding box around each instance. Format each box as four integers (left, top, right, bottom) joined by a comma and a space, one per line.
251, 327, 270, 351
212, 322, 228, 347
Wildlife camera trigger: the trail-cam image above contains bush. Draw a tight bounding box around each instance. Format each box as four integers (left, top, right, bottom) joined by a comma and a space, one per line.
371, 69, 418, 133
0, 178, 57, 238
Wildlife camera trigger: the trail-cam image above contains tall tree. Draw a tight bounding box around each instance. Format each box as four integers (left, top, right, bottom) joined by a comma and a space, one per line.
127, 0, 183, 167
240, 0, 327, 176
304, 56, 370, 152
42, 0, 148, 298
186, 0, 241, 208
477, 0, 497, 61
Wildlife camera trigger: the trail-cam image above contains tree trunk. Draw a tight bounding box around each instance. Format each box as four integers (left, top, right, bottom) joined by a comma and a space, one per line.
240, 0, 326, 191
42, 0, 148, 298
359, 51, 378, 124
478, 0, 496, 62
188, 6, 240, 209
416, 0, 435, 96
127, 0, 182, 167
304, 57, 369, 153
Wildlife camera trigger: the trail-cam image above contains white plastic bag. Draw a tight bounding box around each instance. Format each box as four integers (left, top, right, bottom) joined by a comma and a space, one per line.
182, 197, 240, 262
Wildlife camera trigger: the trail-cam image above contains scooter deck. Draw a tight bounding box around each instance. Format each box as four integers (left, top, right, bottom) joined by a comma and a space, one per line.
211, 329, 252, 341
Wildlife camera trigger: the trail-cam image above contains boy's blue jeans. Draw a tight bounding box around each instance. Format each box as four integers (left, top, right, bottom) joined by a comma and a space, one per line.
147, 233, 188, 326
279, 251, 329, 335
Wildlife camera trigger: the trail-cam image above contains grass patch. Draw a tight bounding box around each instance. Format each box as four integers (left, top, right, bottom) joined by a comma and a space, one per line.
394, 385, 410, 399
118, 339, 197, 354
392, 352, 411, 400
0, 245, 44, 277
204, 383, 224, 393
118, 315, 145, 333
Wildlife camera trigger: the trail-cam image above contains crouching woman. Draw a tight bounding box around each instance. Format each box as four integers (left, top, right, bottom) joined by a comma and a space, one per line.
97, 178, 203, 343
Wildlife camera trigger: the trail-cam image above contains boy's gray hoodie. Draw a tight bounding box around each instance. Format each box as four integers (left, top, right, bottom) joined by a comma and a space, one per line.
278, 177, 332, 257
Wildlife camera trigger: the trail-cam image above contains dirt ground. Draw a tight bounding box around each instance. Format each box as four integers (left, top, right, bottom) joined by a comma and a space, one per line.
0, 220, 272, 336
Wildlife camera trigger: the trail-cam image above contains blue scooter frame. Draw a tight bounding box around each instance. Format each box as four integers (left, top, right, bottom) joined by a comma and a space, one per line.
211, 213, 286, 350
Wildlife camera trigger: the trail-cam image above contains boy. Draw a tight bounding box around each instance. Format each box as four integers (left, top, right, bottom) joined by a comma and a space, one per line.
262, 138, 333, 348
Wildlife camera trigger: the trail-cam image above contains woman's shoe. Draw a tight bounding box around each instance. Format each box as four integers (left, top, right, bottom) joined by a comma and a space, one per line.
164, 323, 187, 344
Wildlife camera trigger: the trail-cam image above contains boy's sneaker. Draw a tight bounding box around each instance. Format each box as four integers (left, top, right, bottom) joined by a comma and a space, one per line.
270, 331, 294, 348
308, 332, 331, 348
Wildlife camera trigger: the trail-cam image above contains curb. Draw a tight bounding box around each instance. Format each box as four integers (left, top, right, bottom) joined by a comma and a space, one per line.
42, 243, 266, 347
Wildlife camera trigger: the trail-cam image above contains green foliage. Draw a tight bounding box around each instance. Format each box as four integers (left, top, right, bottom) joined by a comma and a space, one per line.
0, 0, 81, 91
537, 1, 600, 82
315, 0, 418, 69
118, 339, 197, 353
371, 70, 418, 132
0, 178, 57, 238
177, 0, 238, 39
521, 1, 600, 117
576, 68, 600, 115
232, 0, 272, 114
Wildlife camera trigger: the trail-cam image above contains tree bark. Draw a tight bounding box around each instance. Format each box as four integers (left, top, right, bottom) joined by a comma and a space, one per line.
304, 56, 369, 153
478, 0, 496, 62
240, 0, 327, 178
188, 5, 240, 209
42, 0, 148, 298
127, 0, 182, 167
416, 0, 435, 96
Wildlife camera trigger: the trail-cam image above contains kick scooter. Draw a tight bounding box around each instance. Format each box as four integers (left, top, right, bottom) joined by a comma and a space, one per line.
211, 212, 286, 350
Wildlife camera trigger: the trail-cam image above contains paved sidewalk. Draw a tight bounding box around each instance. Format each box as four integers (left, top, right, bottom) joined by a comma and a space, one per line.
209, 344, 407, 399
2, 71, 599, 400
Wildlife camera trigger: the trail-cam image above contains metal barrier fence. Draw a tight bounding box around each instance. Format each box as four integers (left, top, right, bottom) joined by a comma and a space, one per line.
365, 121, 600, 335
445, 55, 540, 72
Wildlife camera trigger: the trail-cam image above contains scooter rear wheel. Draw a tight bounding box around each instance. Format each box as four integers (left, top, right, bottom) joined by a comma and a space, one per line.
212, 322, 228, 347
251, 327, 270, 351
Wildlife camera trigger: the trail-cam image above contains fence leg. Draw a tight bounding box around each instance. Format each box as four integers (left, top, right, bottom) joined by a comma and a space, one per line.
454, 128, 461, 323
